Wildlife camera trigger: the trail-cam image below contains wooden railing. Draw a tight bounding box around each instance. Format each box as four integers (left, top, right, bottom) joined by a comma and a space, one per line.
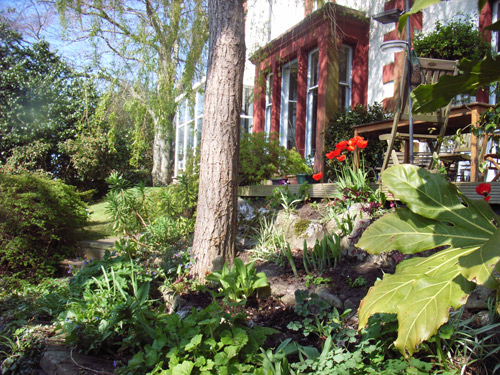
238, 182, 500, 204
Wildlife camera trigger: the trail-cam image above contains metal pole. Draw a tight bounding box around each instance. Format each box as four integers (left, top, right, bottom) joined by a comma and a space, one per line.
406, 0, 413, 164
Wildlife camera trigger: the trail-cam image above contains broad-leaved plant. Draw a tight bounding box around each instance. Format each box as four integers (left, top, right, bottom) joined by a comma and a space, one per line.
357, 165, 500, 356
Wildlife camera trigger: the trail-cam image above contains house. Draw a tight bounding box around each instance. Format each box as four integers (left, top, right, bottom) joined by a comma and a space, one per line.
174, 0, 499, 179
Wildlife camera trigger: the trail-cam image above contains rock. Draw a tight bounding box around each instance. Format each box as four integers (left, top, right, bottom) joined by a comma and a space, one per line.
211, 256, 225, 272
281, 294, 297, 306
41, 336, 115, 375
257, 285, 272, 299
466, 286, 495, 310
316, 287, 343, 310
238, 198, 255, 221
474, 310, 491, 327
275, 211, 327, 250
258, 263, 285, 279
343, 298, 358, 312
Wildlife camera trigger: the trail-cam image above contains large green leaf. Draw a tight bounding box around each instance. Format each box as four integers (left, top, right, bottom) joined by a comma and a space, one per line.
458, 227, 500, 289
412, 56, 500, 114
398, 0, 442, 34
357, 165, 499, 355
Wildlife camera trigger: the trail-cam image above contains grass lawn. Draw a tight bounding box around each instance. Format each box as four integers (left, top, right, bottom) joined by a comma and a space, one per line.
79, 200, 115, 240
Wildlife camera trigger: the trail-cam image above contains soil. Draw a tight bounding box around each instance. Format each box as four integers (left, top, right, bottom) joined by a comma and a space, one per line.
178, 250, 390, 351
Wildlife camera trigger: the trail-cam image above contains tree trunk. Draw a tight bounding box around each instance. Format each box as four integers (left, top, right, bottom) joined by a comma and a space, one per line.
191, 0, 245, 279
151, 128, 171, 186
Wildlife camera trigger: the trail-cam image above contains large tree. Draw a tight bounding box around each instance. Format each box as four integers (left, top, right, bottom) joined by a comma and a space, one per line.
190, 0, 245, 279
56, 0, 209, 185
0, 21, 99, 181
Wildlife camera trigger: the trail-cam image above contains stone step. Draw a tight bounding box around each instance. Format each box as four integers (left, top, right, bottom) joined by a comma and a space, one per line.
59, 237, 120, 273
41, 335, 115, 375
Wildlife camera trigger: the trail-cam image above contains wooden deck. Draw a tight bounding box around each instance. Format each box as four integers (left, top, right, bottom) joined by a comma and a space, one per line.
238, 182, 500, 204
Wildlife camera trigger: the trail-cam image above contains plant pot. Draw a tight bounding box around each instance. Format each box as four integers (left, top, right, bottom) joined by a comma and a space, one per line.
296, 173, 308, 184
296, 173, 318, 184
271, 177, 288, 185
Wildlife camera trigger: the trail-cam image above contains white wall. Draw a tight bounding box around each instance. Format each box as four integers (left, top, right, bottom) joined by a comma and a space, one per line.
244, 0, 480, 104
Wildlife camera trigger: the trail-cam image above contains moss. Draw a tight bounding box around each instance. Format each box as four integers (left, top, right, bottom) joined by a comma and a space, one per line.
294, 219, 311, 237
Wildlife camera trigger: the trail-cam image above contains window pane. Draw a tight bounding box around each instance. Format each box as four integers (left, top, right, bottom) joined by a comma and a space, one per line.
309, 50, 319, 87
178, 101, 186, 124
197, 91, 204, 118
339, 46, 348, 84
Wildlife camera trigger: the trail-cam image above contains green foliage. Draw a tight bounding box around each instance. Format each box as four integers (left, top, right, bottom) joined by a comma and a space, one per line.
325, 103, 389, 178
206, 258, 269, 304
0, 22, 100, 181
267, 184, 310, 211
302, 234, 341, 274
104, 172, 196, 258
0, 278, 70, 374
0, 172, 87, 279
287, 290, 351, 339
408, 1, 500, 114
58, 254, 155, 356
250, 215, 288, 266
357, 165, 500, 356
347, 276, 367, 288
304, 275, 331, 288
126, 302, 277, 375
239, 132, 311, 186
334, 164, 386, 212
413, 17, 491, 61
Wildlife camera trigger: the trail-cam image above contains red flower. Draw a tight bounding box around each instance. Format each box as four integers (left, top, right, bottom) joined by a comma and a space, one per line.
347, 145, 356, 152
336, 141, 347, 150
357, 139, 368, 149
312, 172, 323, 181
476, 183, 491, 196
336, 155, 346, 162
326, 149, 341, 159
485, 195, 491, 202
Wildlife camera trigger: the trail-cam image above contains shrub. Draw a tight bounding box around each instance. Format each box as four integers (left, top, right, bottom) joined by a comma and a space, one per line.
413, 17, 491, 61
0, 172, 87, 279
239, 132, 311, 186
324, 103, 389, 181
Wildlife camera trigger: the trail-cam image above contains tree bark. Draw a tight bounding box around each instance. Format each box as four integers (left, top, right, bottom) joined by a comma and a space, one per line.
151, 128, 172, 186
191, 0, 245, 279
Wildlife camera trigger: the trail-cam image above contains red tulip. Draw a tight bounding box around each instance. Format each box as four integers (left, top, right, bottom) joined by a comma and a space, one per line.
476, 183, 491, 197
357, 139, 368, 149
326, 149, 341, 159
312, 172, 323, 181
347, 145, 356, 152
336, 141, 347, 150
336, 155, 346, 162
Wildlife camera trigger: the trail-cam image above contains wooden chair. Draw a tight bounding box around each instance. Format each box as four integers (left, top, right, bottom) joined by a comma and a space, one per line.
380, 56, 459, 173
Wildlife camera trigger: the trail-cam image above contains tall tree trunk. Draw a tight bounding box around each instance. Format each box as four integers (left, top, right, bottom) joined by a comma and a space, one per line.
151, 128, 171, 186
191, 0, 245, 279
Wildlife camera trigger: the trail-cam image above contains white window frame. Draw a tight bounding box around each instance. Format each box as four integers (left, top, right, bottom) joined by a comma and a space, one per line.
280, 59, 298, 149
339, 44, 353, 109
174, 80, 205, 176
240, 85, 254, 134
305, 48, 319, 159
265, 74, 273, 135
490, 0, 500, 104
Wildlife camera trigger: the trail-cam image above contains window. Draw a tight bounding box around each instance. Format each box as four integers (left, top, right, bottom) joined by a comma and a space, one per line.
174, 83, 254, 175
339, 45, 353, 109
280, 59, 298, 149
490, 0, 500, 104
265, 74, 273, 135
305, 48, 319, 158
174, 86, 204, 175
241, 86, 254, 134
